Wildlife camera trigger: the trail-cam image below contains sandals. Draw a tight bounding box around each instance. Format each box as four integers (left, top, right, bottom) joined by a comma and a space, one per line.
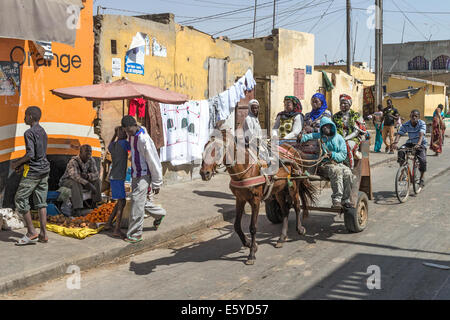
15, 234, 39, 246
38, 235, 48, 243
153, 216, 165, 230
124, 236, 143, 244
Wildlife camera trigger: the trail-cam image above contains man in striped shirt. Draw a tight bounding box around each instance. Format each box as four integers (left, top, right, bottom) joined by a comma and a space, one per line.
121, 116, 165, 243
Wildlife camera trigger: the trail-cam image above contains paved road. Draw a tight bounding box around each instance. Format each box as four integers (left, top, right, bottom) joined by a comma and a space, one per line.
4, 148, 450, 300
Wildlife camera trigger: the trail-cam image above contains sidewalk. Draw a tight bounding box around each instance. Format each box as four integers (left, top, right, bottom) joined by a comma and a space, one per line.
0, 139, 447, 295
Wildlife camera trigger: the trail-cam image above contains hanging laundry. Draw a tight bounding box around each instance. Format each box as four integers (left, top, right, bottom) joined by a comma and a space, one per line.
228, 87, 238, 112
245, 69, 256, 91
217, 90, 231, 121
159, 101, 210, 166
144, 100, 165, 150
207, 96, 219, 130
128, 98, 146, 117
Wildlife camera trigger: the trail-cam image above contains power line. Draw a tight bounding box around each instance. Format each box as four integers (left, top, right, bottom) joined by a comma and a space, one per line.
179, 0, 295, 24
352, 7, 450, 15
308, 0, 335, 33
212, 0, 333, 36
390, 0, 428, 40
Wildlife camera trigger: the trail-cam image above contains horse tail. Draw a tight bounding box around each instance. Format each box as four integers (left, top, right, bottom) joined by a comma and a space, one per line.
298, 178, 318, 219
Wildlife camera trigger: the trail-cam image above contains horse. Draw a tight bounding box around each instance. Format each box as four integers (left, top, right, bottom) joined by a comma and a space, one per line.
200, 130, 317, 265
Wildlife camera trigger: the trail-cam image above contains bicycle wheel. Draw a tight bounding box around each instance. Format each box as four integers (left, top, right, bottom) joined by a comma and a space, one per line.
395, 165, 410, 203
412, 158, 423, 194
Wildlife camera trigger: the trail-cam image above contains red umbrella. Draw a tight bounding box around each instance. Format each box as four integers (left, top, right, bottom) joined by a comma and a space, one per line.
51, 78, 188, 104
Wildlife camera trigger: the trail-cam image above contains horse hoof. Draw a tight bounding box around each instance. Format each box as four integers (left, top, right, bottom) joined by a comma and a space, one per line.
245, 259, 255, 265
275, 242, 284, 248
297, 227, 306, 236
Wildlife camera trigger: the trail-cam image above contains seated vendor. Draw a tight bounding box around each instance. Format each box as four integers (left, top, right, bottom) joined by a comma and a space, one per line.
300, 117, 354, 209
332, 94, 367, 168
59, 144, 101, 216
272, 96, 304, 142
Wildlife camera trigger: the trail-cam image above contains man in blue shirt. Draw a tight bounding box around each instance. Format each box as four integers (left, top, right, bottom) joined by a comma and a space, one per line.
392, 109, 427, 187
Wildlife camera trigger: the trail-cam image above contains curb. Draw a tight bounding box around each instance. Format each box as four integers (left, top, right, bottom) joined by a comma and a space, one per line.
0, 208, 237, 295
0, 154, 435, 295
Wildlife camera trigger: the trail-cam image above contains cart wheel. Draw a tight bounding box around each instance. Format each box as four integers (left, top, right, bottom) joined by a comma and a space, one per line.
265, 199, 283, 224
344, 192, 368, 233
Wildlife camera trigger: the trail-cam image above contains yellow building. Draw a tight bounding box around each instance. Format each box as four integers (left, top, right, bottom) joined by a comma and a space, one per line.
94, 13, 253, 183
233, 29, 365, 127
385, 75, 446, 121
315, 64, 375, 87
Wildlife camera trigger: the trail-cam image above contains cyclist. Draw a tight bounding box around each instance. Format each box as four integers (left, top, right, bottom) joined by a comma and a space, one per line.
392, 109, 427, 187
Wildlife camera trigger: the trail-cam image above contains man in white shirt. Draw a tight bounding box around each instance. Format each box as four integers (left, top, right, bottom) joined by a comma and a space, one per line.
121, 116, 166, 243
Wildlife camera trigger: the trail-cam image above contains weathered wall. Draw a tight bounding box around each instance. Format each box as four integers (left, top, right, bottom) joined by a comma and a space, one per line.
315, 65, 375, 87
328, 70, 364, 115
0, 0, 99, 207
95, 14, 253, 184
273, 29, 315, 122
384, 40, 450, 73
233, 35, 278, 78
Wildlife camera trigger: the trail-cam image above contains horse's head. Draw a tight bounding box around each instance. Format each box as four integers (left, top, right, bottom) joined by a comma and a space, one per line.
200, 138, 219, 181
200, 129, 234, 181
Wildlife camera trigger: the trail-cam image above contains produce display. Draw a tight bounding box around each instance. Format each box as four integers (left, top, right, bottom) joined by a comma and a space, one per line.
74, 202, 116, 224
33, 202, 116, 229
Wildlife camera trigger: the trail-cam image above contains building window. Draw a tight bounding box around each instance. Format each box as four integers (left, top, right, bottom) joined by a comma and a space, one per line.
432, 55, 450, 70
293, 68, 305, 100
408, 56, 429, 70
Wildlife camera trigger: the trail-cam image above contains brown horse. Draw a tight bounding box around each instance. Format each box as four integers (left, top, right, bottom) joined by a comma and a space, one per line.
200, 130, 316, 265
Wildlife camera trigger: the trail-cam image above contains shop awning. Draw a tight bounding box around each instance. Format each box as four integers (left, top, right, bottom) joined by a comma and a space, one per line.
0, 0, 83, 46
387, 87, 422, 99
51, 78, 189, 104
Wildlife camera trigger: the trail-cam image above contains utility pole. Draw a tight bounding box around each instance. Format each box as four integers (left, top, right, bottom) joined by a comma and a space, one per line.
352, 21, 358, 64
253, 0, 257, 38
375, 0, 383, 107
325, 54, 328, 65
346, 0, 352, 75
273, 0, 276, 30
369, 46, 372, 71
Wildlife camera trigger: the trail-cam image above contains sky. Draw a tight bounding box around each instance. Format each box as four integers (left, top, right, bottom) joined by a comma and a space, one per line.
93, 0, 450, 67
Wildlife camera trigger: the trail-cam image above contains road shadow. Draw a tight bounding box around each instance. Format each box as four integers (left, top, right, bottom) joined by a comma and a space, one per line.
192, 190, 235, 201
128, 209, 341, 275
0, 229, 26, 243
297, 253, 450, 299
372, 190, 419, 205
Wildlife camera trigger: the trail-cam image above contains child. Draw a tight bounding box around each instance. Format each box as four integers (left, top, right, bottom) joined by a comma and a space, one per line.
12, 106, 50, 245
301, 117, 354, 209
105, 126, 130, 238
392, 109, 427, 187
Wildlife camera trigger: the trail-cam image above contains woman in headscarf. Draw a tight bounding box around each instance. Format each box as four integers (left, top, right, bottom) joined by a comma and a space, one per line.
332, 94, 368, 168
271, 96, 304, 140
430, 104, 446, 156
304, 93, 332, 133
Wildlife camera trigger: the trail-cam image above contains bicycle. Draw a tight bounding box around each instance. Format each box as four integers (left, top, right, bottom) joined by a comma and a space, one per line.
394, 146, 423, 203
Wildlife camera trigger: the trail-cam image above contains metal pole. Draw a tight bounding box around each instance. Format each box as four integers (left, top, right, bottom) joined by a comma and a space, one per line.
253, 0, 257, 38
346, 0, 352, 75
273, 0, 276, 30
369, 46, 372, 71
375, 0, 383, 107
353, 21, 358, 64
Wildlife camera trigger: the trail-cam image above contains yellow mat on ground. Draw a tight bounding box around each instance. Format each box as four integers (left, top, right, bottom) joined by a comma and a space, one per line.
32, 221, 104, 240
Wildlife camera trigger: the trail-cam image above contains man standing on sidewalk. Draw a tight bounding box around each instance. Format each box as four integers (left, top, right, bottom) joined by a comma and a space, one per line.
382, 99, 399, 154
121, 116, 165, 243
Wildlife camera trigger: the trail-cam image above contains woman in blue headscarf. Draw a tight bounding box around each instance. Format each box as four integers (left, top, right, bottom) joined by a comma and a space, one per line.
303, 93, 332, 133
